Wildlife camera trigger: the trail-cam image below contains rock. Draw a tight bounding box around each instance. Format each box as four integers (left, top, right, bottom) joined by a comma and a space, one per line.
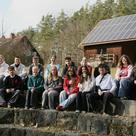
110, 118, 133, 136
57, 111, 79, 131
55, 132, 87, 136
0, 108, 14, 124
14, 109, 37, 126
36, 110, 58, 127
77, 113, 94, 132
133, 122, 136, 136
91, 115, 112, 135
0, 126, 10, 136
10, 127, 25, 136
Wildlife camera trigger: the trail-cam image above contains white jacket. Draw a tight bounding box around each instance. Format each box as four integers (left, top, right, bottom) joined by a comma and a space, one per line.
0, 61, 9, 76
11, 63, 27, 77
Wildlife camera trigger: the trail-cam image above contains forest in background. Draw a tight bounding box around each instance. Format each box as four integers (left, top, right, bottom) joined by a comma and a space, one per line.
12, 0, 136, 66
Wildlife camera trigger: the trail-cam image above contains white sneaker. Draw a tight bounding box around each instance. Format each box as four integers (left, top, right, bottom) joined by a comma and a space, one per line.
82, 111, 86, 114
75, 110, 80, 113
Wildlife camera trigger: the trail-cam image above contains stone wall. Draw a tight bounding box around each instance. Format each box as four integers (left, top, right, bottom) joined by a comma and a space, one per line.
0, 108, 135, 135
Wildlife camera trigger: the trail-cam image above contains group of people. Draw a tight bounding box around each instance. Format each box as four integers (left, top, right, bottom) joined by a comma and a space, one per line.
0, 54, 135, 115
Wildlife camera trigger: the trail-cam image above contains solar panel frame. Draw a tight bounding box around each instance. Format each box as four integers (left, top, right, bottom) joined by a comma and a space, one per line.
81, 14, 136, 45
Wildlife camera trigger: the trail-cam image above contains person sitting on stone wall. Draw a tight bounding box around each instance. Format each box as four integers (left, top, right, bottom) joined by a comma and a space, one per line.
11, 56, 27, 93
0, 55, 9, 89
76, 65, 95, 113
44, 55, 60, 79
27, 56, 44, 78
77, 57, 92, 76
25, 66, 44, 110
56, 66, 79, 110
0, 66, 21, 108
41, 66, 62, 110
61, 57, 77, 79
113, 54, 133, 99
86, 64, 116, 115
94, 56, 110, 78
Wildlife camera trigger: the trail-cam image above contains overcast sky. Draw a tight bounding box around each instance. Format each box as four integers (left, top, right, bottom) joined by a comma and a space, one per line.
0, 0, 100, 37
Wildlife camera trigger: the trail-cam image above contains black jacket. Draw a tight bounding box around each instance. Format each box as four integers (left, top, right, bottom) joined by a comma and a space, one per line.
3, 74, 21, 91
129, 69, 136, 81
94, 64, 110, 78
61, 62, 77, 78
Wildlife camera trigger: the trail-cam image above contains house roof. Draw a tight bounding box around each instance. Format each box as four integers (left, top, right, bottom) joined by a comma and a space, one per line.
79, 14, 136, 47
0, 36, 24, 46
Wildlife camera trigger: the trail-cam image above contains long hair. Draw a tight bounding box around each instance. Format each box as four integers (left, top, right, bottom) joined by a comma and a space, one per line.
117, 54, 132, 68
48, 66, 58, 81
79, 65, 91, 84
65, 66, 77, 87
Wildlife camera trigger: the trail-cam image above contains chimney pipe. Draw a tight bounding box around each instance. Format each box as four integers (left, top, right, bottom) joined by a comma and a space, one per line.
11, 33, 15, 40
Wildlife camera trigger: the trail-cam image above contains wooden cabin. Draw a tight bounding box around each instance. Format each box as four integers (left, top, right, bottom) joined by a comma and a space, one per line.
79, 14, 136, 66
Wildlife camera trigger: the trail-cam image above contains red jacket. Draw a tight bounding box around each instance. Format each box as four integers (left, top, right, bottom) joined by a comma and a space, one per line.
63, 76, 79, 94
77, 65, 92, 76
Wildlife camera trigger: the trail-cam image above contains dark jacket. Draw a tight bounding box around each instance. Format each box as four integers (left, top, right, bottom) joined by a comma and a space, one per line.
129, 69, 136, 81
94, 64, 110, 78
61, 62, 77, 78
3, 74, 21, 91
27, 63, 44, 77
44, 76, 63, 92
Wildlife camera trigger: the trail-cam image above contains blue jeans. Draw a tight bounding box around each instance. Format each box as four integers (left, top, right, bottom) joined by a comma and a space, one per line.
59, 90, 77, 108
113, 79, 130, 97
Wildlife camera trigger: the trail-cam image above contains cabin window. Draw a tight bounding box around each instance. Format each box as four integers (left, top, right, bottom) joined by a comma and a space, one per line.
97, 48, 107, 54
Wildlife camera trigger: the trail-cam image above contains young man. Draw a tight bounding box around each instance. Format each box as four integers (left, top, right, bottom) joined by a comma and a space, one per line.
25, 66, 44, 110
94, 56, 110, 78
28, 56, 44, 78
61, 57, 77, 78
86, 64, 116, 115
11, 56, 27, 92
44, 55, 60, 79
0, 66, 21, 108
0, 55, 9, 88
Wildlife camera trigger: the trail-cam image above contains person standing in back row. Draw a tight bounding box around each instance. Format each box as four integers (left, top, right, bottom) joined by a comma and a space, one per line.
94, 56, 110, 78
44, 55, 60, 79
61, 57, 77, 78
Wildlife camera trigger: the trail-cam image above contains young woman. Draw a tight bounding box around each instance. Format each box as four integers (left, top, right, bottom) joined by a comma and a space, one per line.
76, 66, 95, 113
41, 66, 62, 109
56, 66, 79, 110
77, 57, 92, 76
114, 54, 133, 99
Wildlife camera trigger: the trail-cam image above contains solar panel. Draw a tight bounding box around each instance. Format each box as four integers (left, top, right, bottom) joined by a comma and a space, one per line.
81, 14, 136, 45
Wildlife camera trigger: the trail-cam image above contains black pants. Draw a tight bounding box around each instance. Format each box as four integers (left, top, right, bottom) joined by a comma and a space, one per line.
86, 92, 113, 113
25, 89, 43, 107
76, 91, 91, 111
126, 81, 136, 98
0, 89, 21, 106
0, 75, 5, 89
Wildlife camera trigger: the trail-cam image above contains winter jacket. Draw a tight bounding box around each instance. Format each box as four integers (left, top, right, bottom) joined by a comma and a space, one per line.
11, 63, 27, 77
129, 68, 136, 81
0, 61, 9, 77
63, 76, 79, 94
61, 62, 77, 78
27, 63, 44, 77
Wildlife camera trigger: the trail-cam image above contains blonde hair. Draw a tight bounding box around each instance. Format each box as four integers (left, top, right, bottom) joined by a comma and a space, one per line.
48, 66, 58, 81
81, 57, 87, 65
32, 66, 39, 71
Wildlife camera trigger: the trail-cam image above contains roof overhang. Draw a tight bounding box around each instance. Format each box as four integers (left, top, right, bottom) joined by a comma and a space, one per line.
78, 38, 136, 47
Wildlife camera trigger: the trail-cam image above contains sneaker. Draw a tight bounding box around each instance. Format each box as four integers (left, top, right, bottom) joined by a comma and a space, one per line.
41, 107, 45, 110
29, 107, 36, 110
7, 104, 11, 108
0, 103, 6, 107
123, 97, 128, 100
81, 111, 86, 114
75, 110, 80, 113
56, 105, 65, 111
24, 106, 29, 110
